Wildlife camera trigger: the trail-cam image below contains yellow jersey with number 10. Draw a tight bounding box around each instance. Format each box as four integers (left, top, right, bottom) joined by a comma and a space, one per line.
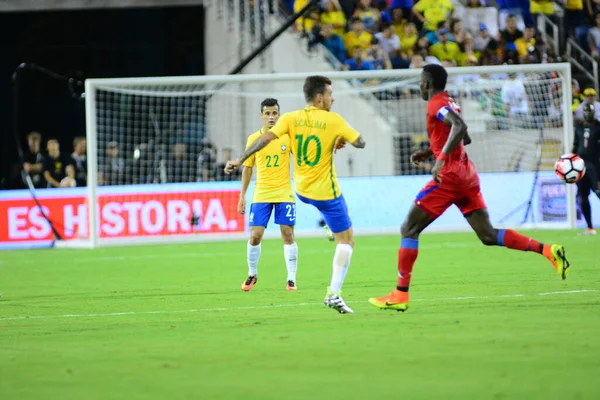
243, 129, 294, 203
270, 106, 361, 201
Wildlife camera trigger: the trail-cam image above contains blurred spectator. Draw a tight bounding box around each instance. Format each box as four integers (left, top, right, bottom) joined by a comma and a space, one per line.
457, 34, 481, 65
400, 22, 418, 57
198, 141, 217, 182
353, 0, 380, 32
167, 142, 197, 183
43, 139, 74, 188
294, 0, 320, 34
466, 0, 485, 8
572, 79, 586, 113
428, 28, 461, 63
416, 35, 430, 54
564, 0, 592, 39
425, 20, 453, 45
375, 22, 401, 56
99, 141, 126, 186
214, 148, 241, 181
320, 0, 347, 36
409, 53, 425, 68
497, 0, 527, 30
450, 18, 467, 47
529, 0, 555, 27
500, 14, 523, 45
390, 8, 408, 37
366, 37, 393, 69
71, 136, 87, 187
502, 73, 530, 125
132, 142, 155, 184
315, 23, 347, 62
474, 23, 493, 51
515, 26, 539, 63
412, 0, 454, 32
344, 45, 375, 70
343, 17, 373, 55
587, 13, 600, 59
575, 88, 600, 121
23, 131, 45, 188
389, 0, 414, 19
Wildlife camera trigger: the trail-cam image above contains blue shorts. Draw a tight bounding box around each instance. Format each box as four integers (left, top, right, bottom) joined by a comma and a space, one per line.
296, 194, 352, 233
249, 202, 296, 227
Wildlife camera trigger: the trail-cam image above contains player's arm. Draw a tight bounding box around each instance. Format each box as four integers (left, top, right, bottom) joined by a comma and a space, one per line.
463, 130, 472, 146
432, 108, 468, 183
238, 165, 252, 215
334, 115, 366, 151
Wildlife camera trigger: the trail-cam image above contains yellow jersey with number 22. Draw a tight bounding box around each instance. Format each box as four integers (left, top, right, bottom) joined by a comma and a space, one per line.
269, 106, 360, 201
243, 129, 294, 204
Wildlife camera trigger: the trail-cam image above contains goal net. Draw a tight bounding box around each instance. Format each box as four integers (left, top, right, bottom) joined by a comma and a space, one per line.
72, 64, 573, 247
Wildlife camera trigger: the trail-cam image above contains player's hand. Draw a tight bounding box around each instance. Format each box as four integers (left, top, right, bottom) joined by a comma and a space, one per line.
224, 159, 241, 174
410, 150, 431, 166
237, 197, 246, 215
23, 162, 32, 173
431, 159, 444, 183
334, 137, 347, 153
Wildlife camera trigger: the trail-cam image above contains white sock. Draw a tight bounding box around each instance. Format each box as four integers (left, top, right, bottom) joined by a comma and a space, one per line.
247, 242, 261, 277
329, 244, 353, 294
284, 242, 298, 282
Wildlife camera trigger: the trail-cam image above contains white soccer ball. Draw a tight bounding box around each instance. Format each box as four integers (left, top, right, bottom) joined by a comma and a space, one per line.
554, 154, 586, 184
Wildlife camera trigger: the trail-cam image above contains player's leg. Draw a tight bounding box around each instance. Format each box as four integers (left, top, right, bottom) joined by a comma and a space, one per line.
297, 193, 354, 313
369, 180, 448, 311
274, 203, 298, 290
242, 203, 273, 291
576, 170, 594, 234
464, 207, 570, 279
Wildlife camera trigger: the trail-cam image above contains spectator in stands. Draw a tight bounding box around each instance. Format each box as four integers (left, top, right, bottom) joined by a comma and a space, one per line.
43, 139, 75, 188
409, 53, 425, 68
167, 142, 197, 183
412, 0, 453, 32
450, 18, 467, 47
501, 73, 530, 127
572, 79, 586, 112
425, 20, 453, 45
316, 23, 347, 62
132, 142, 154, 184
515, 26, 539, 63
366, 37, 393, 69
474, 23, 493, 51
587, 13, 600, 59
466, 0, 485, 8
458, 34, 481, 65
375, 22, 401, 56
501, 14, 524, 45
415, 35, 431, 55
400, 22, 418, 57
353, 0, 380, 32
343, 17, 373, 56
321, 0, 347, 36
71, 137, 87, 187
564, 0, 592, 39
23, 131, 45, 188
575, 88, 600, 122
497, 0, 527, 31
294, 0, 320, 35
428, 28, 461, 63
388, 0, 414, 21
198, 141, 217, 182
344, 45, 375, 70
390, 8, 408, 38
99, 141, 126, 186
529, 0, 556, 27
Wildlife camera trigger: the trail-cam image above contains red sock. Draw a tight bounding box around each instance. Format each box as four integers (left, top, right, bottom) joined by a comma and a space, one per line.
498, 229, 544, 254
397, 239, 419, 288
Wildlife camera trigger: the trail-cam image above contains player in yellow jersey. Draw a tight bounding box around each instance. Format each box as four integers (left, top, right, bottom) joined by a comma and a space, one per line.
238, 98, 298, 292
225, 76, 366, 314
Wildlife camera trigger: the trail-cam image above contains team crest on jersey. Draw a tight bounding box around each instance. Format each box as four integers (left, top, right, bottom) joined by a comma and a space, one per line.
281, 145, 287, 152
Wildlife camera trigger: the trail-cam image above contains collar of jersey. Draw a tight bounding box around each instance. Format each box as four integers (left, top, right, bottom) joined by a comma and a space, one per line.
304, 106, 320, 111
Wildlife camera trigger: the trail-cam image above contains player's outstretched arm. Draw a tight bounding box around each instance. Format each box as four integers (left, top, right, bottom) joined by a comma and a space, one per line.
225, 131, 277, 174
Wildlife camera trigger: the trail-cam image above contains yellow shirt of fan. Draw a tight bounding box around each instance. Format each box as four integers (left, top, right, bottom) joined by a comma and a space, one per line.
414, 0, 454, 31
243, 129, 294, 204
343, 30, 373, 54
270, 106, 361, 201
565, 0, 582, 10
320, 11, 347, 36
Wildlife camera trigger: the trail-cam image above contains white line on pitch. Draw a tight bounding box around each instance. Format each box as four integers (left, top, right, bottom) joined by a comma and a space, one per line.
0, 289, 597, 322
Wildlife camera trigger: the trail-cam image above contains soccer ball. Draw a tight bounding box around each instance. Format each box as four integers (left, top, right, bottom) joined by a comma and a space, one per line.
554, 154, 586, 184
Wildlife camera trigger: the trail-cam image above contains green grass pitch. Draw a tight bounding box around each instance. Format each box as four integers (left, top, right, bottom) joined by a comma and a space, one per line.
1, 230, 599, 400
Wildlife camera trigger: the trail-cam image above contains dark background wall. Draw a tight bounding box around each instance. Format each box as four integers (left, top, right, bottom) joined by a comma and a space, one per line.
0, 5, 205, 189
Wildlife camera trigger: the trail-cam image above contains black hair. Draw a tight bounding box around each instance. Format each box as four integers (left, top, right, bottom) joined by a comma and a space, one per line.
260, 98, 279, 112
303, 75, 332, 102
422, 64, 448, 90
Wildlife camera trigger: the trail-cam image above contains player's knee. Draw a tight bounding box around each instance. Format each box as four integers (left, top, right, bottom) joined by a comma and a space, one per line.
400, 222, 419, 239
280, 227, 294, 244
249, 231, 263, 245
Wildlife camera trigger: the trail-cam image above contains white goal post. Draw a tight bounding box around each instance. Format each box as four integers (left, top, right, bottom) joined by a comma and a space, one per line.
65, 63, 574, 248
